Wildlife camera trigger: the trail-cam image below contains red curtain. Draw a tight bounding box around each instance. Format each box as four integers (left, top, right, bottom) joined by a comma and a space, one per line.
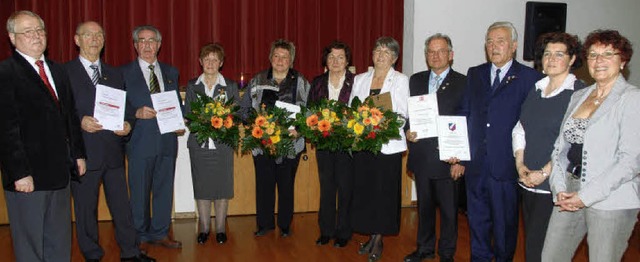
0, 0, 403, 86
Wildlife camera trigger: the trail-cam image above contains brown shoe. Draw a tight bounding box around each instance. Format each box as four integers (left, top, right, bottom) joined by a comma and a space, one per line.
150, 237, 182, 249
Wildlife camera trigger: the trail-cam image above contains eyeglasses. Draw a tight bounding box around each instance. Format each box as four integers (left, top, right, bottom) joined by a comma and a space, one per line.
426, 49, 449, 56
79, 32, 104, 39
373, 49, 393, 57
542, 51, 567, 59
15, 28, 46, 38
587, 51, 619, 60
137, 38, 159, 44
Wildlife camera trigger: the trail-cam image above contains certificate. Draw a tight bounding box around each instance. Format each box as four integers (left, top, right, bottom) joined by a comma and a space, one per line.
93, 84, 126, 131
437, 116, 471, 161
275, 101, 300, 119
408, 94, 439, 139
151, 91, 186, 134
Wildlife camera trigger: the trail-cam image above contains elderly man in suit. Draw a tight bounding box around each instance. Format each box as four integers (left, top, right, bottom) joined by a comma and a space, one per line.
0, 10, 86, 261
404, 34, 466, 262
65, 21, 155, 262
457, 22, 542, 262
121, 25, 183, 249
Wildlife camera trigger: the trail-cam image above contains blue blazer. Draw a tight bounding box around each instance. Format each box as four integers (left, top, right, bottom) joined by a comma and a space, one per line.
459, 60, 542, 181
121, 60, 181, 158
65, 58, 128, 171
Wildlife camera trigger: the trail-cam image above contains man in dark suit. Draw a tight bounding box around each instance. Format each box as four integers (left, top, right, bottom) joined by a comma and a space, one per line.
0, 10, 86, 261
121, 25, 183, 249
457, 22, 542, 262
65, 21, 155, 262
404, 34, 466, 262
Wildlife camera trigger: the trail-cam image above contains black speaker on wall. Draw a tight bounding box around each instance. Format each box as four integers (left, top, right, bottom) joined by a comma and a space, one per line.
523, 2, 567, 61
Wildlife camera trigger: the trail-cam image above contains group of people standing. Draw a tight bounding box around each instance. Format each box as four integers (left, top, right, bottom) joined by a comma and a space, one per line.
0, 9, 638, 262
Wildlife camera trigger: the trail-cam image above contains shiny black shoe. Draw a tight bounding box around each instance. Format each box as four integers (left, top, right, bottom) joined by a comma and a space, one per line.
333, 238, 349, 248
254, 227, 273, 236
403, 250, 435, 262
216, 233, 227, 244
358, 240, 372, 255
196, 232, 209, 244
315, 235, 331, 245
280, 227, 290, 237
121, 253, 156, 262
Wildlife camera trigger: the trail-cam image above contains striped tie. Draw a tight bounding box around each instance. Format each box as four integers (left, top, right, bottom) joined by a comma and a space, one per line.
90, 64, 99, 86
148, 64, 160, 94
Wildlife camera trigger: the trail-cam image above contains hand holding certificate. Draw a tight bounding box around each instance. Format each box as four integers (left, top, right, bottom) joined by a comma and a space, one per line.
408, 94, 439, 139
93, 84, 126, 131
151, 91, 186, 134
437, 116, 470, 161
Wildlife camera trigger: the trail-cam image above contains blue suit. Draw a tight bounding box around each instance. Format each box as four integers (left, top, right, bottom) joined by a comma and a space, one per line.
121, 60, 181, 242
459, 60, 541, 261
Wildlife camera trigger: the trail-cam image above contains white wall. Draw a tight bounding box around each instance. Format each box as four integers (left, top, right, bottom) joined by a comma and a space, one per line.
403, 0, 640, 85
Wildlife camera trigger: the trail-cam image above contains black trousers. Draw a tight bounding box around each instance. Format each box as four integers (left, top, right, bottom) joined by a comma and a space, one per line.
71, 166, 139, 259
521, 188, 554, 262
253, 153, 301, 230
414, 173, 459, 258
316, 150, 354, 239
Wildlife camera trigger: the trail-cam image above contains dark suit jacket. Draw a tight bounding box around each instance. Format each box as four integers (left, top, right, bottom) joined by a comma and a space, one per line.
121, 60, 181, 158
308, 71, 354, 104
0, 51, 85, 191
406, 69, 466, 179
459, 60, 542, 181
184, 76, 240, 149
65, 58, 128, 171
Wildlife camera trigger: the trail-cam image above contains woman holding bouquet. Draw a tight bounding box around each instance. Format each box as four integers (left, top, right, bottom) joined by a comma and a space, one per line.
240, 39, 310, 237
308, 41, 355, 247
184, 43, 239, 244
349, 36, 409, 261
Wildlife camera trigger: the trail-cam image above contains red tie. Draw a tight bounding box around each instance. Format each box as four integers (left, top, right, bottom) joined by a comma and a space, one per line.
35, 60, 58, 105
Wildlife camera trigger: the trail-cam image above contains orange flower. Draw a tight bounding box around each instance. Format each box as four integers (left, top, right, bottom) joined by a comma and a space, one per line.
252, 126, 264, 138
370, 108, 383, 119
363, 117, 372, 126
255, 116, 267, 127
223, 116, 233, 129
318, 119, 331, 132
211, 116, 223, 129
306, 114, 318, 127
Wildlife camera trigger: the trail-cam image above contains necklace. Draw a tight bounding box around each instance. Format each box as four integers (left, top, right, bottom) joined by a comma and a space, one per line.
592, 88, 609, 106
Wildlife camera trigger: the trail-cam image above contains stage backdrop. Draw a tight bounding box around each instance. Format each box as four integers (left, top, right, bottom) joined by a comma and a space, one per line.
0, 0, 404, 86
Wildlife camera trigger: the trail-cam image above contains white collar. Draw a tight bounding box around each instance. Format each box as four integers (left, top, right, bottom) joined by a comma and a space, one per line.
535, 74, 576, 98
195, 73, 227, 87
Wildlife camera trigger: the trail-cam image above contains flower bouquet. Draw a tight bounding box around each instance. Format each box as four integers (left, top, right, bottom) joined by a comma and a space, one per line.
294, 99, 353, 152
241, 104, 296, 158
345, 97, 404, 153
185, 92, 240, 149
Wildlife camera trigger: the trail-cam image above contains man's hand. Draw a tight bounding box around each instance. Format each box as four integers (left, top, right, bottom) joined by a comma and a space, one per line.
81, 116, 103, 133
406, 130, 418, 143
77, 159, 87, 177
175, 129, 186, 136
135, 106, 157, 119
445, 157, 460, 165
14, 176, 34, 193
114, 121, 131, 136
450, 163, 465, 180
555, 192, 585, 212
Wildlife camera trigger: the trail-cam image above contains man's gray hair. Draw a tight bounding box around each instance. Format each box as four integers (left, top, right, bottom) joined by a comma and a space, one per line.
132, 25, 162, 43
6, 10, 45, 34
487, 21, 518, 42
424, 33, 453, 53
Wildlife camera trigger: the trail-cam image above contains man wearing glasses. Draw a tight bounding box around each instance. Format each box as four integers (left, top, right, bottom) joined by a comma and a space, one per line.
0, 10, 86, 261
65, 21, 155, 262
121, 25, 183, 249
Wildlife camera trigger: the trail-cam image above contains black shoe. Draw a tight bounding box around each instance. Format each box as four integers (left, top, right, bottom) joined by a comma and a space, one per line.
333, 238, 349, 248
403, 250, 435, 262
368, 241, 383, 262
358, 240, 372, 255
216, 233, 227, 244
121, 253, 156, 262
440, 257, 454, 262
315, 235, 331, 245
280, 227, 290, 237
254, 227, 273, 236
197, 232, 209, 244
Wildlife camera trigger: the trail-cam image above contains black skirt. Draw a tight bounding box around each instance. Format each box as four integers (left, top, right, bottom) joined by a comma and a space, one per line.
350, 151, 402, 235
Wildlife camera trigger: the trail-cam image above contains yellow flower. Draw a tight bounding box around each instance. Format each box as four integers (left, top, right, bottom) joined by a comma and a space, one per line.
270, 135, 281, 144
347, 119, 356, 128
266, 127, 275, 135
370, 116, 380, 126
353, 123, 364, 135
321, 108, 331, 118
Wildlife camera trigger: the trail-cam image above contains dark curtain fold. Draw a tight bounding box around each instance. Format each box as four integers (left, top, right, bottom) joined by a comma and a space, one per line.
0, 0, 403, 86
